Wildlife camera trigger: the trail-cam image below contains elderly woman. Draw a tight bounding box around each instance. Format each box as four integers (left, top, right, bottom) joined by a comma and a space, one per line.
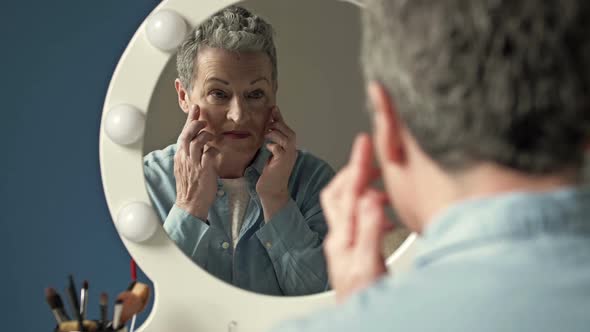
143, 6, 334, 296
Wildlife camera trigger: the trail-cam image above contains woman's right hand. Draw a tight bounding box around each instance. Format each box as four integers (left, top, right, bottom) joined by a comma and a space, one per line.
174, 105, 219, 221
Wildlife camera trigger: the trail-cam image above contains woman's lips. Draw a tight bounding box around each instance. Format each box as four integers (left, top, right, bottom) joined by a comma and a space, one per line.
222, 131, 251, 139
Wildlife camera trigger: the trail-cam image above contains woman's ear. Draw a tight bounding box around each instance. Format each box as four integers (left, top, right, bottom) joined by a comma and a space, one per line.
175, 79, 191, 114
367, 81, 405, 166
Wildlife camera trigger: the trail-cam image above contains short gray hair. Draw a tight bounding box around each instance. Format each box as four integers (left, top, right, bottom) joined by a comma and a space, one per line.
362, 0, 590, 174
176, 6, 277, 92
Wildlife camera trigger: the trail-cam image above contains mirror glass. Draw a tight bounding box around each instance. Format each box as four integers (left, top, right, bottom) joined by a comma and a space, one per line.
142, 0, 410, 296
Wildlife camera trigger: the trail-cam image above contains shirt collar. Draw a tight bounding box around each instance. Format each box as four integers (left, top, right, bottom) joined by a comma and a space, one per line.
247, 144, 271, 176
414, 185, 590, 267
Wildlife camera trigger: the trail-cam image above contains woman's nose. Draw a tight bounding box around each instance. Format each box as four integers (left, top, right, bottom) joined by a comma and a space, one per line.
227, 97, 248, 124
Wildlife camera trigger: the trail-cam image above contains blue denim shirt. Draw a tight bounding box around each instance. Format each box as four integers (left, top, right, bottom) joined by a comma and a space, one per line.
144, 144, 334, 296
272, 186, 590, 331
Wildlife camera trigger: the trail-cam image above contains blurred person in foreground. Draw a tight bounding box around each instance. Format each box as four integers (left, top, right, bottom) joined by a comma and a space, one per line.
273, 0, 590, 331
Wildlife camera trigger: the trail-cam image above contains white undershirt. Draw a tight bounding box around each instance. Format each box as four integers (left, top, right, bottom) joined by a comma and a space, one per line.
220, 177, 250, 249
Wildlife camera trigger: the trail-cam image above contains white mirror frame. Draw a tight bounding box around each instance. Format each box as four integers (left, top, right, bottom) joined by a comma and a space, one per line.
99, 0, 418, 331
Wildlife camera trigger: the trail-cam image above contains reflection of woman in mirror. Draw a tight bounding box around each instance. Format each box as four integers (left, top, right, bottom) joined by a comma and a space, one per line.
143, 6, 334, 296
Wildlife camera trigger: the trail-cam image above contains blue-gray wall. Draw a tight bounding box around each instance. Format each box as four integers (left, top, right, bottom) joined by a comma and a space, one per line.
1, 1, 160, 331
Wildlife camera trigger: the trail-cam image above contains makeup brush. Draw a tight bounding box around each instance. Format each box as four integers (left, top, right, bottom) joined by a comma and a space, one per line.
127, 280, 137, 291
129, 259, 139, 332
66, 275, 85, 332
45, 288, 70, 324
80, 280, 89, 320
99, 292, 108, 329
112, 299, 123, 330
130, 259, 137, 282
117, 281, 151, 327
130, 314, 137, 332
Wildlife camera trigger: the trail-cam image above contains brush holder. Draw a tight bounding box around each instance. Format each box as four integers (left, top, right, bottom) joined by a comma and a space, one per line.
53, 321, 128, 332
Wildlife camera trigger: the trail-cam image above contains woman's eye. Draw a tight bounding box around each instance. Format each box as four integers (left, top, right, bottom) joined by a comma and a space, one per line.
248, 90, 265, 99
210, 90, 228, 99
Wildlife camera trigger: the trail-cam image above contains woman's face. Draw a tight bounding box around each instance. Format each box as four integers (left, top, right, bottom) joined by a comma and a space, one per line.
180, 46, 276, 160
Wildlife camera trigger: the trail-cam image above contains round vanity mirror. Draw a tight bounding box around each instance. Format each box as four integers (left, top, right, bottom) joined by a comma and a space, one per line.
143, 0, 412, 297
100, 0, 417, 331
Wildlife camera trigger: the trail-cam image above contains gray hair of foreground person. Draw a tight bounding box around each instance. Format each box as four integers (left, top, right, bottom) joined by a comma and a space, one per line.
176, 6, 278, 92
361, 0, 590, 175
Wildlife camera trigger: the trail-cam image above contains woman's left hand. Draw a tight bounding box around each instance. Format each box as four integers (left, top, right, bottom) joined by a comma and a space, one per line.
257, 106, 297, 221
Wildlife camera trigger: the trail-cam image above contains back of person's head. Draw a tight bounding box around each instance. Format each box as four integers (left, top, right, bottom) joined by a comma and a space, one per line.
361, 0, 590, 175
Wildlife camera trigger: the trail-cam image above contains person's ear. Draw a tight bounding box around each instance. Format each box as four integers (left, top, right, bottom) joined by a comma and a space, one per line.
367, 81, 405, 165
175, 79, 191, 114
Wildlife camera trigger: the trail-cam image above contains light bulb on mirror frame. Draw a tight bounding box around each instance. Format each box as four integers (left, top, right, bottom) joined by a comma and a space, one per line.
104, 104, 146, 146
116, 202, 159, 243
145, 9, 188, 52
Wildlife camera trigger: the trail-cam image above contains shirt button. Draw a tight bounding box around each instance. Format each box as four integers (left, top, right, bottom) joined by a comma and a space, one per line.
265, 241, 272, 249
217, 189, 225, 197
222, 242, 230, 249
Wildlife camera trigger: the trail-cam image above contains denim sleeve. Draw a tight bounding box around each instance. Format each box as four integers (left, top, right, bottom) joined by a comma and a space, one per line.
163, 204, 210, 259
255, 161, 334, 295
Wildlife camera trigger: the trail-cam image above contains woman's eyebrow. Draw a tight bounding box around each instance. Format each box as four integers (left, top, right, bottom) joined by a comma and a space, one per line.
205, 77, 230, 85
250, 77, 270, 85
